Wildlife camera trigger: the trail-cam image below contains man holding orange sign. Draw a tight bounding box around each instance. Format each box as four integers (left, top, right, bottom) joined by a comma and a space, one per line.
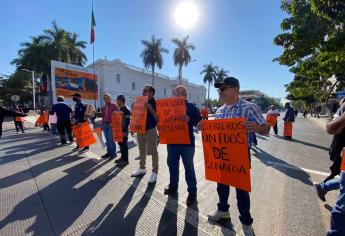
266, 105, 280, 135
206, 77, 269, 236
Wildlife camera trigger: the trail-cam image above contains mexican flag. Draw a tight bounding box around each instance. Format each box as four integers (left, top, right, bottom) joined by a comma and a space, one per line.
90, 6, 96, 44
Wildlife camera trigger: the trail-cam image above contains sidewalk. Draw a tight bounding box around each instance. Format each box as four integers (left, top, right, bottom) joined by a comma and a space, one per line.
307, 115, 329, 129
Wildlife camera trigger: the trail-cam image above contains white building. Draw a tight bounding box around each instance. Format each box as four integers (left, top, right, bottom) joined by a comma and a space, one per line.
87, 59, 206, 108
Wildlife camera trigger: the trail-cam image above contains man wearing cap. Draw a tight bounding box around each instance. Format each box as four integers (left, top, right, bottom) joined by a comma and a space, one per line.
101, 93, 120, 160
207, 77, 269, 236
283, 102, 295, 139
72, 92, 89, 152
267, 105, 280, 135
164, 85, 202, 206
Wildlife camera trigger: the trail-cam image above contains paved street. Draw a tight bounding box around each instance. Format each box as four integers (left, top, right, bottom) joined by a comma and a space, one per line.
0, 116, 338, 236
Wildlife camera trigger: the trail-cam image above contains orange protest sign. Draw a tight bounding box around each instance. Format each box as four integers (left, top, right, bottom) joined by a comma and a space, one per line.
43, 111, 49, 124
35, 115, 45, 126
156, 98, 190, 144
341, 150, 345, 171
266, 115, 277, 127
283, 122, 293, 137
72, 122, 96, 148
111, 111, 123, 142
201, 118, 251, 192
129, 96, 148, 134
15, 116, 24, 122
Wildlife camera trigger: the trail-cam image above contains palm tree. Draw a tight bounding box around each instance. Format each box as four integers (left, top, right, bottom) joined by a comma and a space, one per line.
67, 32, 87, 66
200, 63, 218, 106
140, 36, 168, 86
216, 68, 229, 83
172, 35, 195, 85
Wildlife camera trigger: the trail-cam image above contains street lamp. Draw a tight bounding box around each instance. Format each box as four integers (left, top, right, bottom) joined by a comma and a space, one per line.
21, 69, 35, 110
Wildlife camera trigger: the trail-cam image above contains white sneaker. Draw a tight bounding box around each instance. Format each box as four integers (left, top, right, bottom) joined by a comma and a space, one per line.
131, 168, 146, 177
207, 209, 230, 221
148, 172, 157, 184
240, 224, 255, 236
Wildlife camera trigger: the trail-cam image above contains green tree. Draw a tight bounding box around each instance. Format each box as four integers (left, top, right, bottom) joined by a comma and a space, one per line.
216, 68, 228, 82
140, 35, 168, 86
172, 35, 195, 85
200, 63, 218, 106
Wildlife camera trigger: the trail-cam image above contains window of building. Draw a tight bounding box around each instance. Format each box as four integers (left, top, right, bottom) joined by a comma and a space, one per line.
132, 82, 135, 90
164, 88, 167, 96
116, 74, 120, 83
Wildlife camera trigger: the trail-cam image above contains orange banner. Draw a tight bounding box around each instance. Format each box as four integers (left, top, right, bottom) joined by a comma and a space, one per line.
341, 150, 345, 171
283, 122, 293, 137
72, 122, 96, 148
129, 96, 148, 134
201, 118, 251, 192
266, 114, 277, 127
156, 98, 190, 144
111, 111, 123, 142
15, 117, 24, 122
55, 67, 98, 100
35, 115, 45, 126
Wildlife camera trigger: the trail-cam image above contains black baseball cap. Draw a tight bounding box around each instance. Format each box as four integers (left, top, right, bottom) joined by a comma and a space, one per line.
214, 77, 240, 88
73, 92, 81, 98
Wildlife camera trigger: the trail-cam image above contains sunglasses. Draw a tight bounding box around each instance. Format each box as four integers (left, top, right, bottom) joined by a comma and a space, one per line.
103, 97, 110, 100
218, 86, 236, 92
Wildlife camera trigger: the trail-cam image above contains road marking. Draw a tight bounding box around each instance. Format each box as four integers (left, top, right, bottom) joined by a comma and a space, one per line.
253, 158, 330, 176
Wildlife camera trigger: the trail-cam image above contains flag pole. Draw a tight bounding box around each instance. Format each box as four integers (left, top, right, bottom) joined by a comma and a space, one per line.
91, 2, 97, 109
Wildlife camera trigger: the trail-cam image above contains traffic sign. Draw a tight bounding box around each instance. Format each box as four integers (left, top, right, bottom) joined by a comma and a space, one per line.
11, 95, 20, 102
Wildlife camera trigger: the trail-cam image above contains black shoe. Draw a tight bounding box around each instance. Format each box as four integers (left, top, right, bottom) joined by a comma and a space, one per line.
186, 193, 197, 206
108, 155, 116, 161
116, 161, 129, 168
164, 185, 178, 195
79, 146, 89, 153
60, 141, 67, 145
314, 183, 326, 202
114, 157, 123, 163
101, 153, 110, 159
73, 146, 80, 151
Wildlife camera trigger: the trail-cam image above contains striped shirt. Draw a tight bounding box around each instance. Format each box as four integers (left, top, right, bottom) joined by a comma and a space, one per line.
215, 99, 266, 147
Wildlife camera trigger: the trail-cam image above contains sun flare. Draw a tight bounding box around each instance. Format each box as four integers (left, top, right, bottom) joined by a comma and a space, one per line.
174, 1, 199, 29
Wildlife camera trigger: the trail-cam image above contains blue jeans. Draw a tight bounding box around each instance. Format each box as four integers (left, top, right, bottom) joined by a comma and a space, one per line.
217, 184, 253, 225
327, 171, 345, 236
103, 123, 116, 156
167, 145, 197, 194
322, 178, 340, 192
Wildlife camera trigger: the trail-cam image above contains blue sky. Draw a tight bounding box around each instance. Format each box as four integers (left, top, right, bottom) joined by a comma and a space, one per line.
0, 0, 291, 100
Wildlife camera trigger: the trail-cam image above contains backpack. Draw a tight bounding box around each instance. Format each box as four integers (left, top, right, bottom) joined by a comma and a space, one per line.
84, 104, 96, 119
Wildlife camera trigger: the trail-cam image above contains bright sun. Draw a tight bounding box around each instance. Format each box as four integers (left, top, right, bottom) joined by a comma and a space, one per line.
174, 1, 199, 29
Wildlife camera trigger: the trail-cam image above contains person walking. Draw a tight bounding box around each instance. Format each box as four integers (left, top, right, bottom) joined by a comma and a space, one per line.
50, 96, 73, 145
164, 85, 202, 206
0, 106, 25, 138
207, 77, 270, 236
14, 106, 25, 133
101, 93, 120, 160
267, 105, 280, 135
114, 94, 131, 167
131, 85, 159, 184
72, 93, 89, 152
283, 102, 295, 139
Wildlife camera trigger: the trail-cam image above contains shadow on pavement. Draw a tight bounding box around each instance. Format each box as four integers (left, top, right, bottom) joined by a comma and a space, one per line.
252, 147, 313, 186
275, 135, 329, 151
0, 158, 118, 235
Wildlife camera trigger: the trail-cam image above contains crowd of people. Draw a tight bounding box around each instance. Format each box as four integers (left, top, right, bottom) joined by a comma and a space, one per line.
0, 76, 344, 235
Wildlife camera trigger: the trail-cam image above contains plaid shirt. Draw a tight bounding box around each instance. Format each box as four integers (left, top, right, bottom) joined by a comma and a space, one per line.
215, 99, 266, 147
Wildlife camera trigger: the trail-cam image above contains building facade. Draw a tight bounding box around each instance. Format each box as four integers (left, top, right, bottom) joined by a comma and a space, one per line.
87, 59, 206, 108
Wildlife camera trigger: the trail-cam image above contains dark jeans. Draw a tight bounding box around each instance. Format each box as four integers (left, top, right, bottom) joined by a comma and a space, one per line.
327, 171, 345, 235
167, 145, 197, 194
273, 122, 278, 135
57, 121, 73, 143
118, 136, 128, 162
217, 183, 253, 225
14, 121, 24, 132
43, 123, 50, 131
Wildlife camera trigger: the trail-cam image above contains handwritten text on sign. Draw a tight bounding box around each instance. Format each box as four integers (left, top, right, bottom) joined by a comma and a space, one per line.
201, 118, 251, 192
129, 96, 148, 134
111, 111, 123, 142
156, 98, 190, 144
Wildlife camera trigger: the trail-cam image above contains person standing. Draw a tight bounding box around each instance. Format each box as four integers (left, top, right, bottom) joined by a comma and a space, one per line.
267, 105, 280, 135
50, 96, 73, 145
0, 106, 25, 138
164, 85, 202, 206
72, 93, 89, 152
207, 77, 269, 236
283, 102, 295, 139
131, 85, 159, 184
200, 105, 208, 120
101, 93, 120, 160
14, 106, 25, 133
115, 94, 131, 167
